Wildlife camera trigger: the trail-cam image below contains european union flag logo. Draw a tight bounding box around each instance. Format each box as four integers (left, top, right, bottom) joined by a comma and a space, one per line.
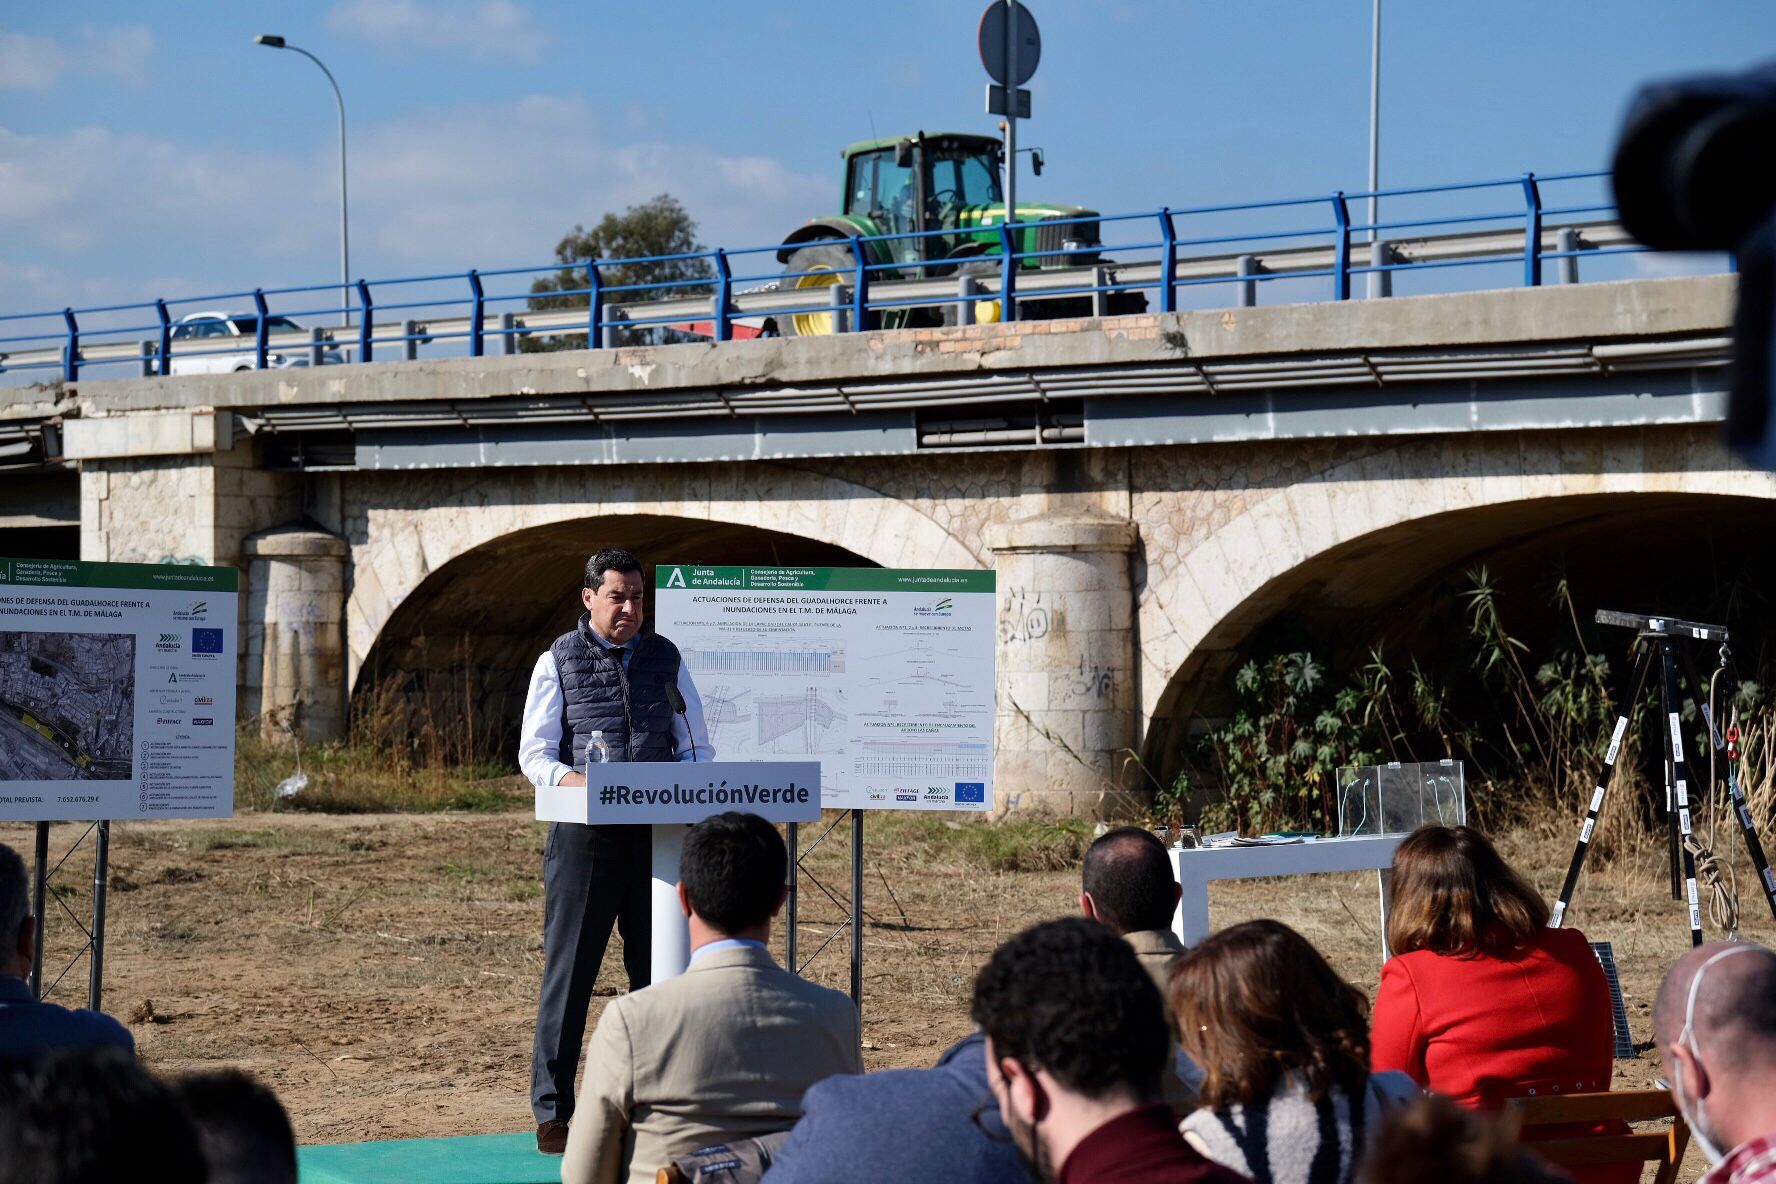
192, 628, 224, 654
955, 782, 985, 803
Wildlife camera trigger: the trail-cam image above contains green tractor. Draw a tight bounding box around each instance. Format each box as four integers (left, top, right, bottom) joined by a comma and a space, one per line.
774, 131, 1129, 336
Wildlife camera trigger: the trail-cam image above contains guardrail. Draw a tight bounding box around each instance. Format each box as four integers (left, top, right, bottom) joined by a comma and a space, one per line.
0, 169, 1690, 385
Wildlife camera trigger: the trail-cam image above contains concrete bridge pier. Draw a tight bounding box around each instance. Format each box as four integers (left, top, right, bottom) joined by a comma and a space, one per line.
991, 512, 1141, 818
242, 524, 348, 746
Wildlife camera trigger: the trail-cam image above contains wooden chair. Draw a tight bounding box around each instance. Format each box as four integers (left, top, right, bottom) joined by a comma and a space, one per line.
1504, 1089, 1691, 1184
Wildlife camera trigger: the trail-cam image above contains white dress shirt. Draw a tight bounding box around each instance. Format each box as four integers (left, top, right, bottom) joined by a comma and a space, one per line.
518, 631, 715, 788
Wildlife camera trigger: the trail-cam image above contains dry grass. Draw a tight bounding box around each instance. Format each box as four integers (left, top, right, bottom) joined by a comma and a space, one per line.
5, 800, 1769, 1180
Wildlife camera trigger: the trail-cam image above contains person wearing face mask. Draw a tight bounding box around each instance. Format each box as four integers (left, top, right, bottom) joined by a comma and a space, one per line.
970, 917, 1249, 1184
518, 547, 715, 1156
1653, 942, 1776, 1182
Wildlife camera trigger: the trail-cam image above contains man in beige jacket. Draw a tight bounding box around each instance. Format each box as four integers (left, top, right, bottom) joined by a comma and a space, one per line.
561, 812, 860, 1184
1079, 826, 1199, 1112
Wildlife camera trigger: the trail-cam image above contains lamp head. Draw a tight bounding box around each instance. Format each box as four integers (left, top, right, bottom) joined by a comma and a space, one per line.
254, 34, 287, 48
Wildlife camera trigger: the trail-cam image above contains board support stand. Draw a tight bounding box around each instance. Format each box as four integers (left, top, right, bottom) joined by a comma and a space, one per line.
851, 809, 864, 1008
785, 822, 799, 971
89, 821, 110, 1011
26, 820, 112, 1010
29, 822, 48, 995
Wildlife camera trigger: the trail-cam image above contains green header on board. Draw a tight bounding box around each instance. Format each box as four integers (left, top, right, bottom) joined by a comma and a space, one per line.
656, 565, 994, 593
0, 557, 239, 593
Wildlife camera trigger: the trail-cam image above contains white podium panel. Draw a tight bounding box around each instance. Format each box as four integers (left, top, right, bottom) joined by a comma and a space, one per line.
1169, 834, 1407, 962
535, 761, 822, 825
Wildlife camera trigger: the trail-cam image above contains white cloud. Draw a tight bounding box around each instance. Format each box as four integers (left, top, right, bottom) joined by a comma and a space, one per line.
0, 25, 153, 91
325, 0, 546, 63
0, 97, 829, 314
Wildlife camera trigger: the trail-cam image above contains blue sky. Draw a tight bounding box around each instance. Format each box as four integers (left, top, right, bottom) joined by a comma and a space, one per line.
1, 1, 1769, 315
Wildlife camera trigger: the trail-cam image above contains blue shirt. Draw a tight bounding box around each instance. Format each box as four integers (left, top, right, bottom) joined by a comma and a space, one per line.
586, 622, 635, 673
689, 937, 769, 966
0, 975, 135, 1062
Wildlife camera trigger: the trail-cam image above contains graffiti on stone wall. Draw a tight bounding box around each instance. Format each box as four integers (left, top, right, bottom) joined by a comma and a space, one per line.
1067, 655, 1116, 701
1000, 589, 1052, 644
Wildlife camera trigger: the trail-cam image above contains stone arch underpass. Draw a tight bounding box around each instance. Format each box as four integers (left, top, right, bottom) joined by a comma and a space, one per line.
342, 463, 983, 755
1135, 427, 1776, 790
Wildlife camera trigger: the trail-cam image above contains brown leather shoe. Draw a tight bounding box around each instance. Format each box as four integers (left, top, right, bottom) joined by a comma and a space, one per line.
537, 1120, 569, 1156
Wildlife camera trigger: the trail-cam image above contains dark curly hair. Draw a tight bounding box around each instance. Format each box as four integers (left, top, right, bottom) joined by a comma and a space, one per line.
970, 916, 1169, 1100
583, 548, 643, 591
1167, 919, 1371, 1108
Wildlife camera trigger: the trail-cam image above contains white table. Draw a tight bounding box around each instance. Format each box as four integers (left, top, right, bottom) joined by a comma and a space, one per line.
1168, 834, 1407, 962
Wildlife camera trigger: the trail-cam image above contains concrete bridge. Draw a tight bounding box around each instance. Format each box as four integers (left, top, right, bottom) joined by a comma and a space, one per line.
0, 273, 1751, 814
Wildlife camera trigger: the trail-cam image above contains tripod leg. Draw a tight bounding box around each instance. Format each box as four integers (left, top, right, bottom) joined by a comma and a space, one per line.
1551, 644, 1651, 928
1658, 638, 1705, 948
1726, 764, 1776, 921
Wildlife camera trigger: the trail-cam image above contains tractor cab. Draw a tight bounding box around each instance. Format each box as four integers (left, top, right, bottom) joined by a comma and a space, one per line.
842, 133, 1004, 266
773, 129, 1115, 336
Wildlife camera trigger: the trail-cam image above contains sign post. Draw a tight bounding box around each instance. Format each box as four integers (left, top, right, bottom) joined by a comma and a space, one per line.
980, 1, 1040, 226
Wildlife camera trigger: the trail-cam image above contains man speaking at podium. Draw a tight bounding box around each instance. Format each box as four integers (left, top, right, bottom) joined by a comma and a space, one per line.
518, 547, 714, 1155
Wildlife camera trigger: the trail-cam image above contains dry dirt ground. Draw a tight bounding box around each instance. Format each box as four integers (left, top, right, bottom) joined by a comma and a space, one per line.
6, 806, 1771, 1174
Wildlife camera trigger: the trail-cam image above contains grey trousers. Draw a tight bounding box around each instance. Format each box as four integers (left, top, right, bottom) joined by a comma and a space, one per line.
530, 821, 652, 1123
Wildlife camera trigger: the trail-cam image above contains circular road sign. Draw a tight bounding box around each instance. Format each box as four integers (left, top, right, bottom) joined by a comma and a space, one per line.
978, 1, 1041, 87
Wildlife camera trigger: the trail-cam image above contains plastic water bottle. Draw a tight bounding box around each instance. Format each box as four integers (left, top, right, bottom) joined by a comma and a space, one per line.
589, 730, 611, 765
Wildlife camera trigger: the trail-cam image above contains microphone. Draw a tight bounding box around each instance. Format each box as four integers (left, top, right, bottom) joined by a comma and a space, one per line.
667, 683, 697, 762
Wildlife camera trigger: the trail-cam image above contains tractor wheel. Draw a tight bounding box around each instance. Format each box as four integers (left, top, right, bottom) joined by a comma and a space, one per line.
780, 242, 858, 337
941, 258, 1004, 328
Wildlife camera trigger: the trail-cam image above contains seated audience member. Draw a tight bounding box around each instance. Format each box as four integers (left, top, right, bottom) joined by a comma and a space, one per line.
0, 1046, 206, 1184
1170, 919, 1417, 1184
0, 842, 132, 1061
1654, 942, 1776, 1182
762, 1029, 1024, 1184
1080, 825, 1201, 1111
1370, 826, 1623, 1184
175, 1068, 299, 1184
971, 916, 1248, 1184
1358, 1096, 1571, 1184
562, 812, 862, 1184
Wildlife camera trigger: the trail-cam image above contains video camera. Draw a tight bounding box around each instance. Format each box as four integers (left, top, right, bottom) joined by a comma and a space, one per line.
1612, 60, 1776, 468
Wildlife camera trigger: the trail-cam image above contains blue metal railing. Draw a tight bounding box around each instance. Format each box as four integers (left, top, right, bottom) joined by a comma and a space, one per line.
0, 169, 1696, 386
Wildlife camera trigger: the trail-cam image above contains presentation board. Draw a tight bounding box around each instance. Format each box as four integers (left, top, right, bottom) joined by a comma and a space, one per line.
0, 558, 237, 822
656, 566, 995, 811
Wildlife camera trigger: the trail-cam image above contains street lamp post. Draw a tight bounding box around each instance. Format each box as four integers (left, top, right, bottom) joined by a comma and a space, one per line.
1366, 0, 1383, 297
254, 35, 350, 325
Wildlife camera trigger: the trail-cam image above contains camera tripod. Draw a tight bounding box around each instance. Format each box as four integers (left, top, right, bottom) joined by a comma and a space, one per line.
1552, 610, 1776, 947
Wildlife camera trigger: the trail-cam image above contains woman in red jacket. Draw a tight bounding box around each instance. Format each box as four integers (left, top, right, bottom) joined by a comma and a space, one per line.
1371, 825, 1627, 1184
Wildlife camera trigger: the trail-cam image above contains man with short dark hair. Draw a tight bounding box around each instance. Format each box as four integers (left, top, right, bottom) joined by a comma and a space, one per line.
174, 1068, 298, 1184
562, 812, 860, 1184
0, 1047, 205, 1184
972, 917, 1245, 1184
1079, 826, 1197, 1113
519, 547, 714, 1153
1654, 941, 1776, 1182
1080, 827, 1186, 989
0, 842, 133, 1061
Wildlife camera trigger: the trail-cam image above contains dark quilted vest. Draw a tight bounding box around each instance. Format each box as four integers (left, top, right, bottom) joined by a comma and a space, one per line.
551, 615, 683, 767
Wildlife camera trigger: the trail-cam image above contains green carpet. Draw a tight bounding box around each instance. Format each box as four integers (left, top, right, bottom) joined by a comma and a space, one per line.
298, 1132, 558, 1184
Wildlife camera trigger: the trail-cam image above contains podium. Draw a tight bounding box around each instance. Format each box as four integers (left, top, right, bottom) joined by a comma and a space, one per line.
536, 761, 820, 980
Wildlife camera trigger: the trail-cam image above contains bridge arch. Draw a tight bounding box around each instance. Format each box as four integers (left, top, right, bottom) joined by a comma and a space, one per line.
341, 463, 982, 751
1137, 428, 1776, 772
